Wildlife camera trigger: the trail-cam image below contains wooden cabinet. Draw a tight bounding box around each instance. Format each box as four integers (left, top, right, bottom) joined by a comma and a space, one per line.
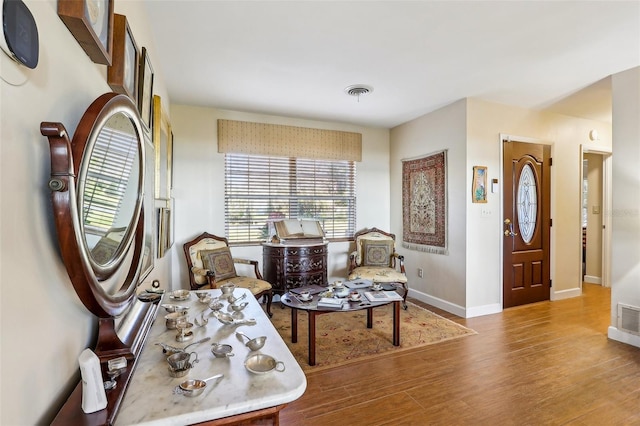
262, 242, 328, 295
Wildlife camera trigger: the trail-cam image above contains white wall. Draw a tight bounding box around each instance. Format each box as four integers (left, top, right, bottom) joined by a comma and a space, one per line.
609, 66, 640, 348
168, 104, 391, 290
0, 2, 169, 423
390, 100, 468, 313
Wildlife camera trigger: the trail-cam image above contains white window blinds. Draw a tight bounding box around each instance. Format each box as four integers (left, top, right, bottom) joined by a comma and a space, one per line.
225, 154, 356, 244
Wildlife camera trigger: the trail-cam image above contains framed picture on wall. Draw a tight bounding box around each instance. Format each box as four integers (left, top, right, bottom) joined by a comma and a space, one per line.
157, 200, 171, 258
153, 95, 172, 199
139, 132, 155, 279
58, 0, 114, 65
138, 47, 154, 130
108, 14, 139, 102
472, 166, 488, 203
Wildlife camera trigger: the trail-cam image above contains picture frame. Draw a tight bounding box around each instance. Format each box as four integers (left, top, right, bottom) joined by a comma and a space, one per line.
157, 201, 171, 258
152, 95, 172, 199
139, 132, 156, 280
472, 166, 488, 203
167, 197, 175, 250
107, 14, 139, 102
138, 47, 154, 131
58, 0, 114, 65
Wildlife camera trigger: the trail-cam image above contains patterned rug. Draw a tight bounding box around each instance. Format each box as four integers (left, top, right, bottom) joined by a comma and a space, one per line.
270, 301, 476, 372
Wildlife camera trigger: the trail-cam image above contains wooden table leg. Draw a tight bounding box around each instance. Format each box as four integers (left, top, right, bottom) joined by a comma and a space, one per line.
393, 301, 400, 346
291, 307, 298, 344
367, 307, 373, 328
308, 311, 317, 366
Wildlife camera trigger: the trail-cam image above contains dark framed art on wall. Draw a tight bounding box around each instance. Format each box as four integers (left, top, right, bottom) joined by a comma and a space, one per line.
108, 14, 139, 102
58, 0, 114, 65
138, 47, 154, 130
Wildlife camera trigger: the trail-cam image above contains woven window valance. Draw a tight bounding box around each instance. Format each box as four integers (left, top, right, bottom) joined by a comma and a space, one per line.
217, 119, 362, 162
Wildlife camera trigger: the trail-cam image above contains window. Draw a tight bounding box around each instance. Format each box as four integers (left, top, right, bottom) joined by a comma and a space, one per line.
225, 154, 356, 244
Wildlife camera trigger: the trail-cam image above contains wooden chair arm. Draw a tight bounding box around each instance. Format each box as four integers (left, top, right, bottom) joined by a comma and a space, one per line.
348, 251, 358, 274
233, 258, 264, 280
393, 253, 406, 274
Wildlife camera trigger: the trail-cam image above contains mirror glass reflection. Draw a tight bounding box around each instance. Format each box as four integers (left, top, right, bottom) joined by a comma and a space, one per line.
81, 112, 141, 267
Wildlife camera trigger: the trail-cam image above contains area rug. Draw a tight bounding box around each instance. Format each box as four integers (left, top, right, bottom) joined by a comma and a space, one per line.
271, 301, 476, 372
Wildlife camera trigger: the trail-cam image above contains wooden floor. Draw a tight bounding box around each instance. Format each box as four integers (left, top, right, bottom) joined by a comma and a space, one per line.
279, 284, 640, 425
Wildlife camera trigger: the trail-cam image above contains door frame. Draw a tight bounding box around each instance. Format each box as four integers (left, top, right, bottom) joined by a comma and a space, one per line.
500, 133, 555, 306
579, 144, 612, 289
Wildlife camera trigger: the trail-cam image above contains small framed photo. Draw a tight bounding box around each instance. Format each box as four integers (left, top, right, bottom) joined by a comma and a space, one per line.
138, 47, 154, 130
472, 166, 488, 203
107, 14, 138, 102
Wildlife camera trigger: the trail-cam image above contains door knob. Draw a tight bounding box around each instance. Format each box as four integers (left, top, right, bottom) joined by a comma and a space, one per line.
504, 219, 518, 237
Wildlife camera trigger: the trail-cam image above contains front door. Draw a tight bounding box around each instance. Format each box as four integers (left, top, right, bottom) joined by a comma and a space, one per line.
503, 140, 551, 308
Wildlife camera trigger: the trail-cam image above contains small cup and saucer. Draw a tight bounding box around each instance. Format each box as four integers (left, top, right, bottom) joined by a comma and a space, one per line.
298, 290, 313, 302
348, 291, 361, 302
371, 282, 383, 291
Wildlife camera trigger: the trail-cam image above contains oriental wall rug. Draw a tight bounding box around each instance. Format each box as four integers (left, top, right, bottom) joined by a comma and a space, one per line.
271, 301, 476, 372
402, 150, 448, 254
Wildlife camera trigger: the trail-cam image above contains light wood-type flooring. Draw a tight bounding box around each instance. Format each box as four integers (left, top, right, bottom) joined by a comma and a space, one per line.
279, 284, 640, 425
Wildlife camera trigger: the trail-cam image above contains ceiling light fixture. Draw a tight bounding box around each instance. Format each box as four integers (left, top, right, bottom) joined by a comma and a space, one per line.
344, 84, 373, 102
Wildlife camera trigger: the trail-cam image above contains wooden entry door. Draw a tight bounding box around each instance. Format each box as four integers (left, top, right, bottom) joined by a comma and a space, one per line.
503, 140, 551, 308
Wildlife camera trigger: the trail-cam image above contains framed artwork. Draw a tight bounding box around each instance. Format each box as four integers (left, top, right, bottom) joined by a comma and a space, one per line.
58, 0, 114, 65
167, 197, 175, 250
107, 14, 139, 102
472, 166, 488, 203
139, 132, 156, 280
401, 150, 448, 255
152, 95, 172, 199
157, 201, 171, 258
138, 47, 154, 130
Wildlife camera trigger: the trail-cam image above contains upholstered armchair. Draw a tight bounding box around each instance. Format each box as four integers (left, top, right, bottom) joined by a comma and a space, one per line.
348, 227, 408, 309
183, 232, 273, 317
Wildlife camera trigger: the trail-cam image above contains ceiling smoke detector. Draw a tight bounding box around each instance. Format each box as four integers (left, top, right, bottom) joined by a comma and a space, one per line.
344, 84, 373, 101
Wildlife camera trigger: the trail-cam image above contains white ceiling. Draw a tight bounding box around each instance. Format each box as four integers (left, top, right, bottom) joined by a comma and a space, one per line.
144, 1, 640, 128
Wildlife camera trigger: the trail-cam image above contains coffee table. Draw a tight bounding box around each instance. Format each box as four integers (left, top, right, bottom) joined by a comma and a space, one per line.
280, 289, 401, 366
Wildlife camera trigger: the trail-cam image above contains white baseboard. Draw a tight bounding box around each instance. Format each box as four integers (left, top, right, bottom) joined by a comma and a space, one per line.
552, 287, 582, 301
407, 289, 502, 318
608, 326, 640, 348
408, 288, 466, 318
466, 303, 502, 318
583, 275, 602, 284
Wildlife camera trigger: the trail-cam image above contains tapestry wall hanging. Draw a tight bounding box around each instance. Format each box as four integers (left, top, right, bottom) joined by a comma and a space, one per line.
402, 150, 448, 255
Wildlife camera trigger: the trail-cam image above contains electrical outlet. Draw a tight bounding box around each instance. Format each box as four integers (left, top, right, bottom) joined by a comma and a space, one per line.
418, 268, 423, 278
481, 207, 491, 217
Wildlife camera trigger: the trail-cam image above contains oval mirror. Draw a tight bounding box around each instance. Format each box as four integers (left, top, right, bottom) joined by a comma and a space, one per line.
42, 93, 146, 319
78, 109, 143, 279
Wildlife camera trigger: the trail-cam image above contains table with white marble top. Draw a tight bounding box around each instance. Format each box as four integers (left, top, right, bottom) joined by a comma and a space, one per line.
115, 288, 306, 425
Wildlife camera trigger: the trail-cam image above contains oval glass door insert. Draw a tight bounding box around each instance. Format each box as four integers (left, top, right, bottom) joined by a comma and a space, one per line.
517, 163, 537, 243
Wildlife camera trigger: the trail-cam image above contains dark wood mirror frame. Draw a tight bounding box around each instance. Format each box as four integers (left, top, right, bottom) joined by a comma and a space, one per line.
42, 93, 159, 425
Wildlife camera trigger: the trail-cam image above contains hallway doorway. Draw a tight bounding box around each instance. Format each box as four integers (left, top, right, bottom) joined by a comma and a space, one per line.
580, 146, 612, 289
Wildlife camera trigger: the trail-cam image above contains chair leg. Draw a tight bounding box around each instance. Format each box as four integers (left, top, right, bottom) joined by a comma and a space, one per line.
401, 283, 408, 309
264, 291, 273, 318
